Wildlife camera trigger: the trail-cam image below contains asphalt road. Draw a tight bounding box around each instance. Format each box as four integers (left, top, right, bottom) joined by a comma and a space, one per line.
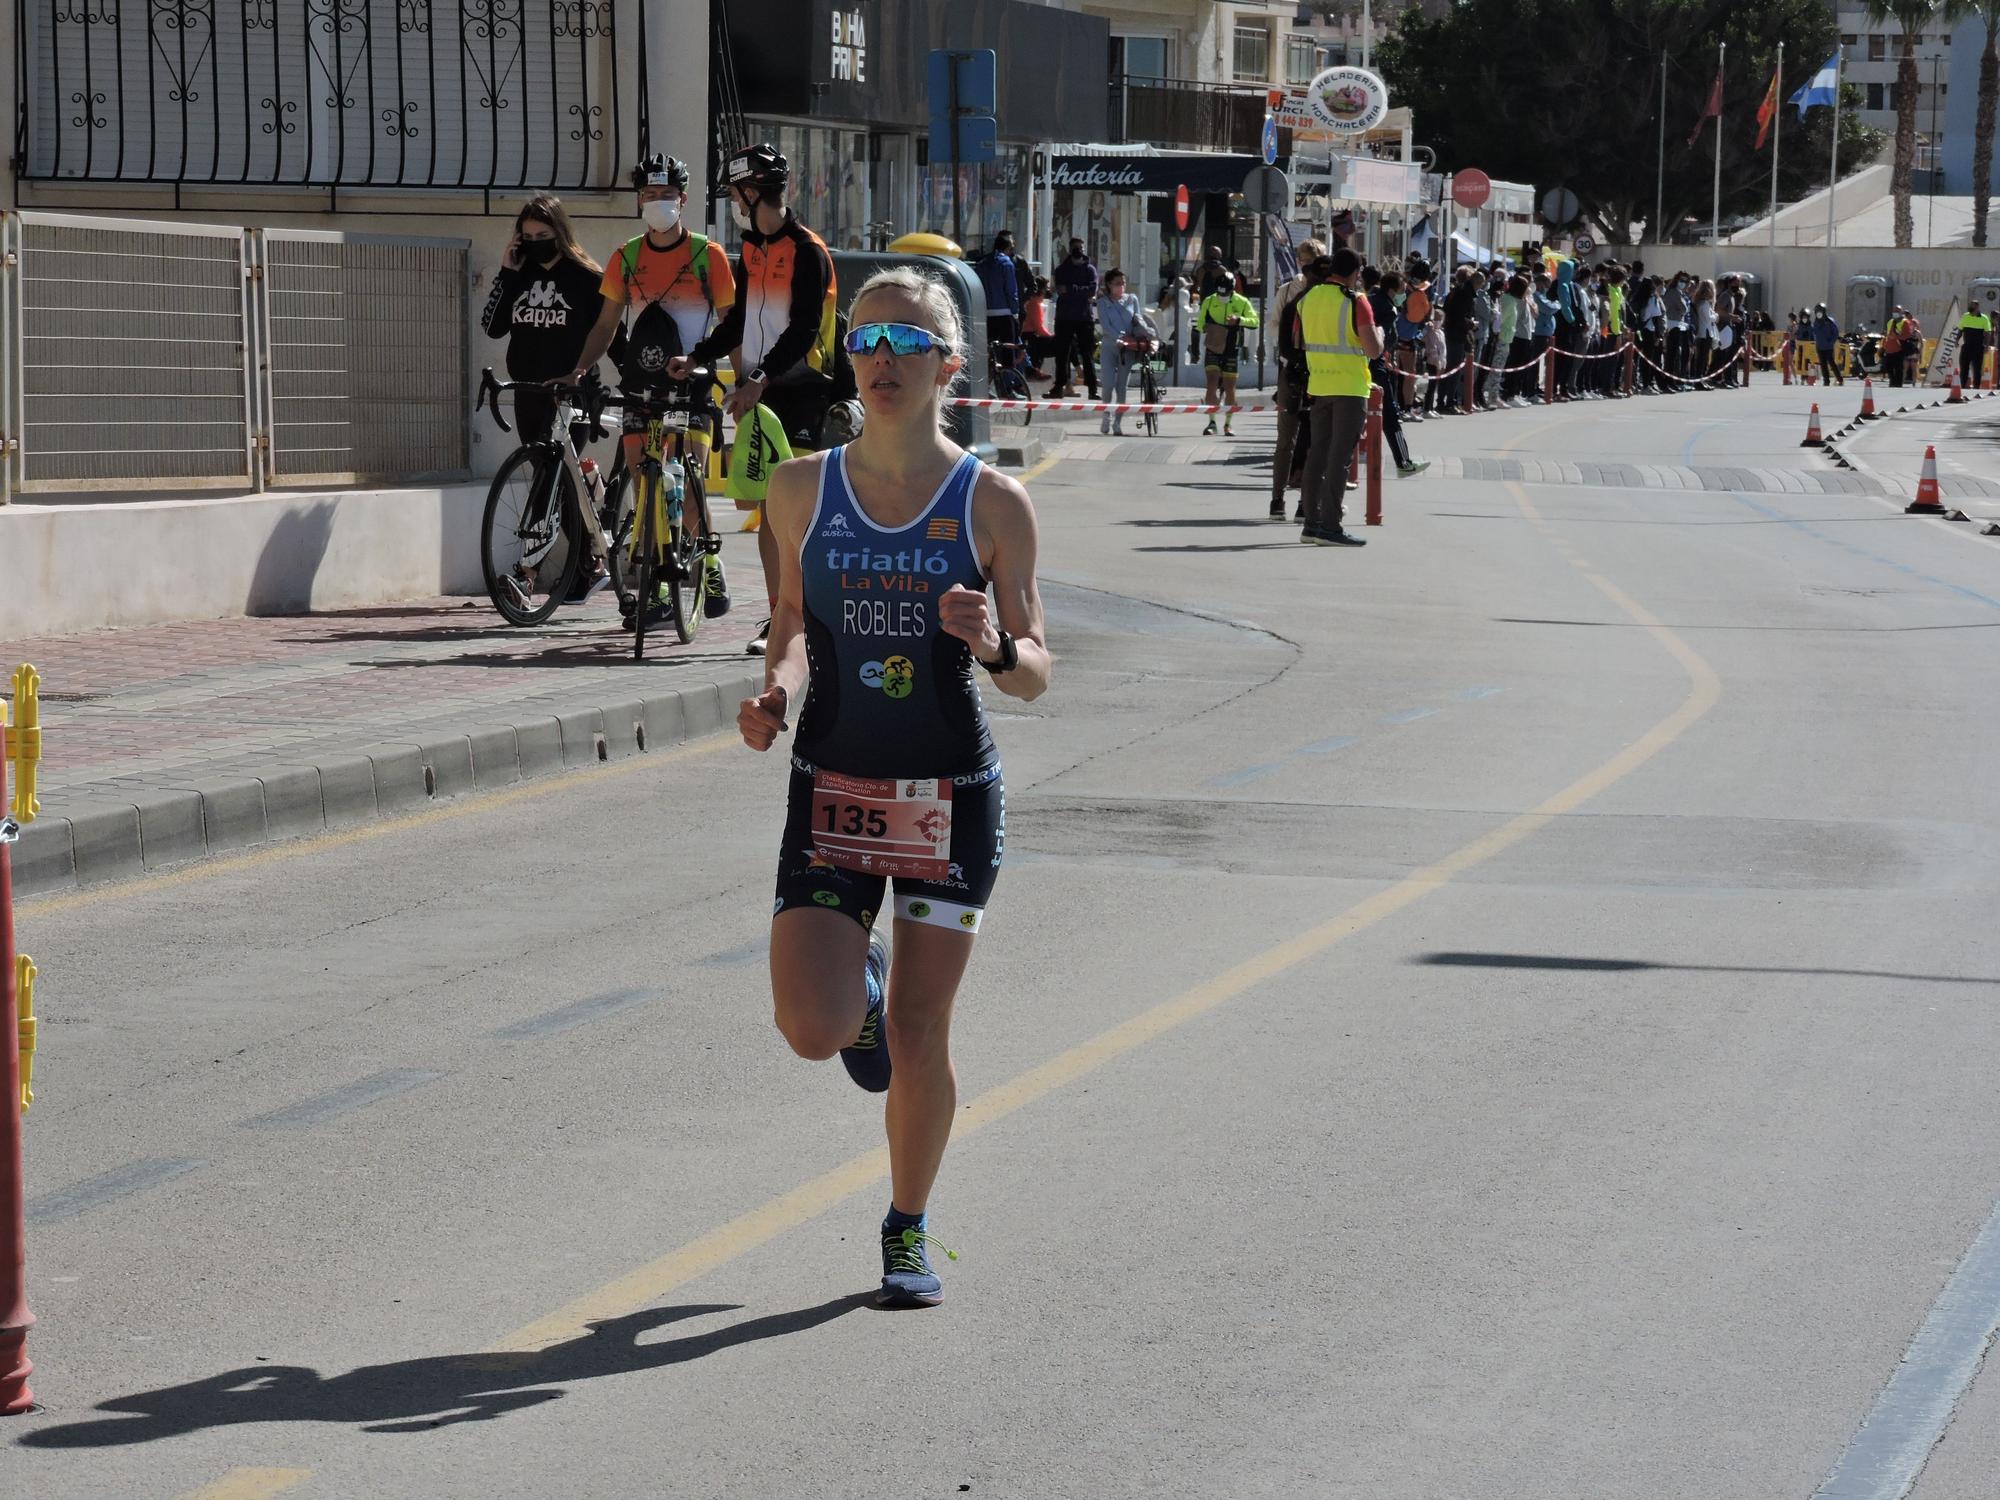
11, 383, 2000, 1500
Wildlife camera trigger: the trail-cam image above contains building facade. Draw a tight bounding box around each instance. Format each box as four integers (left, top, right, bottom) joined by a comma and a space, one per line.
5, 1, 706, 493
721, 0, 1109, 254
1831, 3, 1955, 152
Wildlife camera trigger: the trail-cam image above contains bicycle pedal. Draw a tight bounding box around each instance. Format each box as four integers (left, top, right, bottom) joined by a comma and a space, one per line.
703, 535, 723, 556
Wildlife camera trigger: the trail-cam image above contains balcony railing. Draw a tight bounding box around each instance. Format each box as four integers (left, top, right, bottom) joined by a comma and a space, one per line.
14, 1, 643, 190
1110, 75, 1271, 155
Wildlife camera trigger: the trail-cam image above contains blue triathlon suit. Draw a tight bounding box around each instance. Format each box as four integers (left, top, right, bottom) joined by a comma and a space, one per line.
775, 445, 1004, 934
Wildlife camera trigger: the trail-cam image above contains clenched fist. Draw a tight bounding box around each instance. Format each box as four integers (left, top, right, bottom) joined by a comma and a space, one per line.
738, 684, 790, 752
938, 584, 1001, 660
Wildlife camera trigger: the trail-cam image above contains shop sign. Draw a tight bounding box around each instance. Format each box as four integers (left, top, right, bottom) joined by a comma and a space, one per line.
830, 6, 869, 84
1046, 159, 1147, 189
1305, 66, 1389, 134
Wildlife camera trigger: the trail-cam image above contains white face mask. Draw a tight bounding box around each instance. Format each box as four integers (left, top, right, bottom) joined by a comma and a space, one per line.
731, 200, 753, 230
642, 199, 681, 235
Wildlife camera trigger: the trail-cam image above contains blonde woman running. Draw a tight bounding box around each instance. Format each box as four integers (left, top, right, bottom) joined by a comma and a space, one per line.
737, 267, 1051, 1307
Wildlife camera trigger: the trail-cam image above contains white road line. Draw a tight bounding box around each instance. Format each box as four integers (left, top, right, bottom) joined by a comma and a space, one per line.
1812, 1197, 2000, 1499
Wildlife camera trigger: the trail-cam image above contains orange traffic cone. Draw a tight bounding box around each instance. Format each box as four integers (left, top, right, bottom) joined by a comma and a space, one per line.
1984, 351, 1996, 391
1800, 403, 1824, 447
1859, 378, 1878, 419
1906, 445, 1946, 514
1947, 369, 1966, 404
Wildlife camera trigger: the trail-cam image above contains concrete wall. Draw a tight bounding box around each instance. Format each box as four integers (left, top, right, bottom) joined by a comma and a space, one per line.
1632, 242, 2000, 334
0, 485, 489, 638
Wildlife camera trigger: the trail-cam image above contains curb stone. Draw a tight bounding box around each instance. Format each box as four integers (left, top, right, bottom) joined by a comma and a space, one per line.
10, 673, 764, 900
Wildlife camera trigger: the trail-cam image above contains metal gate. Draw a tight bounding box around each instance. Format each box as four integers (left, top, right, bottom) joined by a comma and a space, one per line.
0, 212, 468, 499
256, 230, 469, 485
9, 211, 255, 490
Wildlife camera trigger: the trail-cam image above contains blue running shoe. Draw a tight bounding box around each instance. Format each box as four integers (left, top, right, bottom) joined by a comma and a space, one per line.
879, 1220, 957, 1308
839, 926, 892, 1093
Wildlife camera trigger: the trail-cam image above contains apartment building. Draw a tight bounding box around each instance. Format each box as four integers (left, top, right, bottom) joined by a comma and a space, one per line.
1830, 3, 1955, 148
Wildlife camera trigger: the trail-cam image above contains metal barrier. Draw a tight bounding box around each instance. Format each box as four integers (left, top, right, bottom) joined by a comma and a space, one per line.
10, 211, 255, 489
257, 229, 470, 484
17, 0, 641, 191
0, 212, 468, 498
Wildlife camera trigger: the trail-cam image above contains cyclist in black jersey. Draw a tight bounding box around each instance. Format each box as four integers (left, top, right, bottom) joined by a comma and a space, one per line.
738, 266, 1051, 1308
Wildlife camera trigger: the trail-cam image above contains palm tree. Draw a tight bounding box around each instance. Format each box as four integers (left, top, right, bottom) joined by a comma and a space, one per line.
1868, 0, 1940, 247
1966, 0, 2000, 246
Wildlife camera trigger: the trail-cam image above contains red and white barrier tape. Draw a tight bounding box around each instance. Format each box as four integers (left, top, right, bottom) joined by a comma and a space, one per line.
1470, 351, 1553, 375
1553, 344, 1630, 363
948, 397, 1277, 414
1631, 345, 1747, 386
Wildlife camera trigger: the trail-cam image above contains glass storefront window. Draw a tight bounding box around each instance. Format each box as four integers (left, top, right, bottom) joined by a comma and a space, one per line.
743, 121, 869, 251
920, 143, 1030, 251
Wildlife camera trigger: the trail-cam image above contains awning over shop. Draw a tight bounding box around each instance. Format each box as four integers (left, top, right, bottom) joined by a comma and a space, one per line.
1041, 153, 1275, 196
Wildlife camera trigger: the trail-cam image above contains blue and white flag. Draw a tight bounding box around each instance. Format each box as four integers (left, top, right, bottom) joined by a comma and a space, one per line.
1790, 51, 1840, 117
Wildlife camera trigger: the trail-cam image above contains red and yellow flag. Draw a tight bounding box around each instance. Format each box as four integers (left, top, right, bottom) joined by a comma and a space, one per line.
1754, 64, 1781, 150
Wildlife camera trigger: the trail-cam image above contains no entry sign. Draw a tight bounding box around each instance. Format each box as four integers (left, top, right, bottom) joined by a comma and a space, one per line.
1174, 183, 1190, 232
1451, 169, 1492, 211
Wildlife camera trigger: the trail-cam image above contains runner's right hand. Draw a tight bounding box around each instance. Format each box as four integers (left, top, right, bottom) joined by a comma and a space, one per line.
739, 685, 790, 751
502, 233, 523, 272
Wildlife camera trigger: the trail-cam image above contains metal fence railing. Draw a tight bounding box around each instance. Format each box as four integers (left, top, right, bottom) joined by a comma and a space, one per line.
11, 211, 255, 489
0, 211, 469, 499
258, 230, 469, 484
16, 0, 644, 190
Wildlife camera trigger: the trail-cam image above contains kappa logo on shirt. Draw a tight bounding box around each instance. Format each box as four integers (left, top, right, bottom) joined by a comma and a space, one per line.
515, 279, 573, 328
822, 511, 857, 538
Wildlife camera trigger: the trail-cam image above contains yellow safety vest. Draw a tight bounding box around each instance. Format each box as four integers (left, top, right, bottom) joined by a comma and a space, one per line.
1962, 312, 1993, 333
1299, 284, 1371, 399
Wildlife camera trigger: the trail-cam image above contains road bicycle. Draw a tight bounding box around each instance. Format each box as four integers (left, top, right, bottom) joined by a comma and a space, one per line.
621, 370, 726, 661
1125, 337, 1165, 437
475, 371, 627, 627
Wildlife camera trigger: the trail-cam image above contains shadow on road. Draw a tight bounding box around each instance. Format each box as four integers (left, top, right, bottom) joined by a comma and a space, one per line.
1134, 543, 1309, 554
1418, 951, 2000, 986
17, 1294, 871, 1448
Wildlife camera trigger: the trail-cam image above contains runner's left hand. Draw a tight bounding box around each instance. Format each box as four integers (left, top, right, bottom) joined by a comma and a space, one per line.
939, 584, 1000, 659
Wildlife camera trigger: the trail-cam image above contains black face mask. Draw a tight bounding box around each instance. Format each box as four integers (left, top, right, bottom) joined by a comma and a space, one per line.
1069, 249, 1085, 260
533, 248, 561, 269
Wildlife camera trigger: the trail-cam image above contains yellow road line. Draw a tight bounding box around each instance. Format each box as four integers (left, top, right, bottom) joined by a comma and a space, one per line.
21, 734, 737, 920
172, 1468, 311, 1500
1014, 449, 1063, 486
487, 514, 1722, 1354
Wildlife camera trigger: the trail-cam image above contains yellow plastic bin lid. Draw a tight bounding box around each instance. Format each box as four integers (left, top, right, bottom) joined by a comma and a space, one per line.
887, 233, 963, 259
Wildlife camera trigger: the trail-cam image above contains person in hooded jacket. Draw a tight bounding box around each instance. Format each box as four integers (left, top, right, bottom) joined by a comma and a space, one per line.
483, 194, 625, 443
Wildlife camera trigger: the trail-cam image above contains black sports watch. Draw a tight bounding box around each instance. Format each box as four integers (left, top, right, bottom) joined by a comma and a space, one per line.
978, 630, 1018, 675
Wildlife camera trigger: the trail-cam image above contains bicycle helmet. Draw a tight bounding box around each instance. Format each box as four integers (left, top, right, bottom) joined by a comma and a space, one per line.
632, 153, 689, 191
724, 143, 789, 190
821, 399, 865, 447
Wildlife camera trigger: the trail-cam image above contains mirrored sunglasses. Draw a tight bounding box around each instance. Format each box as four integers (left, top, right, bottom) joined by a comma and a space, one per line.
845, 321, 944, 358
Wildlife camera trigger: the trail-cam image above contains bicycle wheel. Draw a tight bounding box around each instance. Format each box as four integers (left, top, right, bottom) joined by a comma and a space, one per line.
481, 446, 582, 626
1140, 365, 1161, 437
673, 467, 714, 643
631, 469, 658, 662
597, 461, 630, 607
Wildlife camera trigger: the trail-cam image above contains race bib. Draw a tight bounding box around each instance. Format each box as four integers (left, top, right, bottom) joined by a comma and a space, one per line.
810, 771, 953, 879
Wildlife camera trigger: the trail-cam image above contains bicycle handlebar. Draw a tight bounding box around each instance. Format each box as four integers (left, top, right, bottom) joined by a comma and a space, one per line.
478, 364, 723, 440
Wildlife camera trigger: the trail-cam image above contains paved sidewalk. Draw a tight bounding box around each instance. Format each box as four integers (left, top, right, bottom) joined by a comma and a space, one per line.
1, 591, 766, 897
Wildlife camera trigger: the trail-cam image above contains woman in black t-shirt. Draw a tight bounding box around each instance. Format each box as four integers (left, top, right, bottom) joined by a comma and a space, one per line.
480, 196, 622, 442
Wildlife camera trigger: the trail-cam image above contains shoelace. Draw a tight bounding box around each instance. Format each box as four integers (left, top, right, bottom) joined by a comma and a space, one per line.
850, 1000, 881, 1051
884, 1225, 959, 1276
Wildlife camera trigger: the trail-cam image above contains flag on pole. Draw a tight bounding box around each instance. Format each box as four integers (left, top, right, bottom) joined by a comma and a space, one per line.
1688, 60, 1724, 146
1755, 62, 1781, 149
1790, 52, 1839, 117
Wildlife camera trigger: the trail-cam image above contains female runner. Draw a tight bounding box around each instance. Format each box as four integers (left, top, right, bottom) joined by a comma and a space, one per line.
737, 266, 1051, 1307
